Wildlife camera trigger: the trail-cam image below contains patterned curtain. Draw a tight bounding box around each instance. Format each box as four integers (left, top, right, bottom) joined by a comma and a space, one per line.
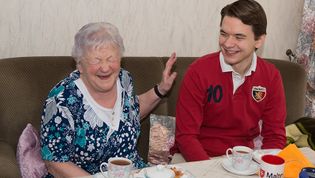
295, 0, 315, 117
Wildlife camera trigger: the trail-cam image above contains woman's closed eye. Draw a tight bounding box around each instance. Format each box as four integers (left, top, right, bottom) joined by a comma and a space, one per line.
107, 56, 119, 63
86, 56, 119, 65
88, 58, 102, 65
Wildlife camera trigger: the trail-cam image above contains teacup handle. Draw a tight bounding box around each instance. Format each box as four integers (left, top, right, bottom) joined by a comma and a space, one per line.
100, 162, 109, 177
226, 148, 233, 160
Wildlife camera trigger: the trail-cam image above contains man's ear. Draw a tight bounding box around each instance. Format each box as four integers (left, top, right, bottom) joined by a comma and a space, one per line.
255, 34, 266, 49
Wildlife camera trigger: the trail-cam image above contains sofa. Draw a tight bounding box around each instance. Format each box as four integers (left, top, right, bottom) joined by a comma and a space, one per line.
0, 56, 306, 177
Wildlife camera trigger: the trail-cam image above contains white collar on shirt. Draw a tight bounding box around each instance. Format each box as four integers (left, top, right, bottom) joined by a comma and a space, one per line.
219, 51, 257, 75
74, 78, 122, 133
219, 52, 257, 93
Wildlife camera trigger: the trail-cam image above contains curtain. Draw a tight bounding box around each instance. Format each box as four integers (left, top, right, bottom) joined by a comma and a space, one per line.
295, 0, 315, 117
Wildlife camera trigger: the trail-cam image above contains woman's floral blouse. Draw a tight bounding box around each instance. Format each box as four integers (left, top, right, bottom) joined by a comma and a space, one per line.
40, 69, 147, 175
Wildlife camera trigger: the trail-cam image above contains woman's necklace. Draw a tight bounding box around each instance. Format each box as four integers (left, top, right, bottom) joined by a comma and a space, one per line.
111, 109, 115, 125
110, 99, 117, 127
107, 106, 116, 140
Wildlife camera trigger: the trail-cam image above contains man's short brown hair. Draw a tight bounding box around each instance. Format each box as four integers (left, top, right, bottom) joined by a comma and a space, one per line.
220, 0, 267, 40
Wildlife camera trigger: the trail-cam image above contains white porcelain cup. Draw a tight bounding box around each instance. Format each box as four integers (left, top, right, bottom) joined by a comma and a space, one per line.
100, 157, 133, 178
226, 146, 253, 171
259, 155, 284, 178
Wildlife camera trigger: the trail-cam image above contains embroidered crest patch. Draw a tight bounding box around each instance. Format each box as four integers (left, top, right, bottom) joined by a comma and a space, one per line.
252, 86, 266, 102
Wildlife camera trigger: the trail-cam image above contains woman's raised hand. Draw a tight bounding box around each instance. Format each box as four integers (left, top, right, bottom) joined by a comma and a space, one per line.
158, 52, 177, 95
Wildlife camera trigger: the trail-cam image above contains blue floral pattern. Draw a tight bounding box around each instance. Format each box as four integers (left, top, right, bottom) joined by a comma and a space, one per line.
40, 69, 147, 176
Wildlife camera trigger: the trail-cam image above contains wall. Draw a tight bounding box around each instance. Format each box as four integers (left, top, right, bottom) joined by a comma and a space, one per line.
0, 0, 304, 59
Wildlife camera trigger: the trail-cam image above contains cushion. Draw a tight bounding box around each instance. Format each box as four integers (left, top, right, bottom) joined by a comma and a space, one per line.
16, 123, 48, 178
286, 117, 315, 150
147, 114, 175, 165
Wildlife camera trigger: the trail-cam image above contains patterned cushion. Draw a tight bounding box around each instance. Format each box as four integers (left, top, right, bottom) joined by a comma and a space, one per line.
148, 114, 175, 165
16, 123, 48, 178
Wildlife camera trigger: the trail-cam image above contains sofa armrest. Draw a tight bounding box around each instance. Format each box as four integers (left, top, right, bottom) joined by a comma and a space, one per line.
0, 141, 21, 177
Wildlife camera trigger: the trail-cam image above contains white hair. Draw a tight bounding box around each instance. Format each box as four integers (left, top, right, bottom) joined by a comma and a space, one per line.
71, 22, 125, 63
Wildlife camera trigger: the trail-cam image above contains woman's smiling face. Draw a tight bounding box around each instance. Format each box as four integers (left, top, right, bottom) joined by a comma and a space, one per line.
77, 44, 121, 95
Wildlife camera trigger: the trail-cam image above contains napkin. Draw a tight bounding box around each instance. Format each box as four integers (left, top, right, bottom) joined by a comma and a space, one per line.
278, 144, 315, 178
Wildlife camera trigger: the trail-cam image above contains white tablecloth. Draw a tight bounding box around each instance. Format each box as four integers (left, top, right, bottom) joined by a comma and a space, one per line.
84, 147, 315, 178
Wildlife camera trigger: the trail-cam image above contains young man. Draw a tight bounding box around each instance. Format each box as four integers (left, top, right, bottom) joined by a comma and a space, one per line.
171, 0, 286, 162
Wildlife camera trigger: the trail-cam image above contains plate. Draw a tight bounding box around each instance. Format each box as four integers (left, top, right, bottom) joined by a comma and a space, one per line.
133, 165, 195, 178
253, 149, 281, 163
167, 165, 195, 178
221, 158, 259, 176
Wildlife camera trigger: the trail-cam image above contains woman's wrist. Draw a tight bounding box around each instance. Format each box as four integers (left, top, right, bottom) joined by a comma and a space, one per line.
154, 84, 167, 98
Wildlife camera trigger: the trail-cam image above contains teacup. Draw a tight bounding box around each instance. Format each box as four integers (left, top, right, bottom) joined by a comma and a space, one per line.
259, 155, 284, 178
226, 146, 253, 171
100, 157, 133, 178
145, 165, 175, 178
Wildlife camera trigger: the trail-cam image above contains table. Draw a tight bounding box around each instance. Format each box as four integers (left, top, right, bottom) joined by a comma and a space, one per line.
88, 147, 315, 178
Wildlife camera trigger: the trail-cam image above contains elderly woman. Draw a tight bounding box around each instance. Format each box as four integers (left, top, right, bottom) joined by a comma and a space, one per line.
40, 22, 177, 177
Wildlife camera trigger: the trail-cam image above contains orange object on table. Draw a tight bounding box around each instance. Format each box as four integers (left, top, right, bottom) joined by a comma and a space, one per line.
277, 144, 315, 178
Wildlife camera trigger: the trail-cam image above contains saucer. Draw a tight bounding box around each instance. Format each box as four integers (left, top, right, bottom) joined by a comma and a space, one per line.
133, 165, 195, 178
99, 171, 108, 178
253, 149, 281, 163
221, 158, 259, 176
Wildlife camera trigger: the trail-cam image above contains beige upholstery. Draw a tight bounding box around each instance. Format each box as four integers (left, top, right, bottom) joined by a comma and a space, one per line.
0, 56, 306, 177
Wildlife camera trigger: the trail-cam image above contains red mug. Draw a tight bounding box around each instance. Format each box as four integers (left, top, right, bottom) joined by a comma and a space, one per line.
260, 155, 284, 178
